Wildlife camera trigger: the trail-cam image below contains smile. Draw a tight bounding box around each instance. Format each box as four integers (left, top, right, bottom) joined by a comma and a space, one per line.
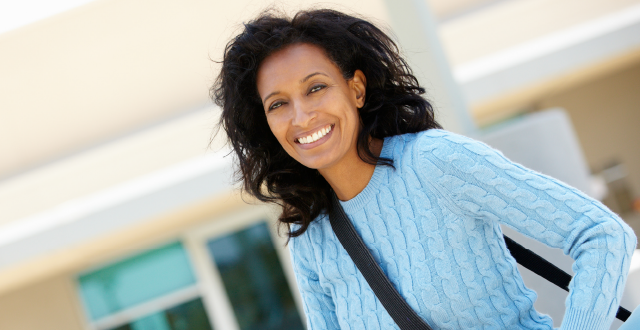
296, 124, 333, 144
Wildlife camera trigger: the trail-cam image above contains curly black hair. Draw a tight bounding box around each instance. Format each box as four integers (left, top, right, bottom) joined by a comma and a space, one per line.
212, 8, 440, 239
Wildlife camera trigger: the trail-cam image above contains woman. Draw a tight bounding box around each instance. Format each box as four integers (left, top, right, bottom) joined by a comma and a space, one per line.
212, 9, 637, 330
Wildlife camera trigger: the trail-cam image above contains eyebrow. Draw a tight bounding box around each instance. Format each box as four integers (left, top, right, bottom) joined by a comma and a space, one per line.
262, 91, 280, 104
300, 72, 328, 83
262, 72, 330, 104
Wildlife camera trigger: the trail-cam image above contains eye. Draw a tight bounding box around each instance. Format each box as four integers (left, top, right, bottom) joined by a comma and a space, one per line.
308, 84, 326, 94
268, 101, 285, 111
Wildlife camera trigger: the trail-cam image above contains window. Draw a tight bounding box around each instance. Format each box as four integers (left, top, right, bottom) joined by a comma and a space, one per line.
78, 242, 213, 330
77, 205, 305, 330
207, 222, 304, 330
109, 298, 211, 330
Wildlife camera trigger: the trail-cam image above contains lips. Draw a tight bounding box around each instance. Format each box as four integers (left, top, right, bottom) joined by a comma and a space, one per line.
294, 124, 334, 150
295, 124, 333, 144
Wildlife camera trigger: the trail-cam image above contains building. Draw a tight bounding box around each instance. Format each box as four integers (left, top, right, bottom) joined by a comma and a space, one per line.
1, 0, 639, 329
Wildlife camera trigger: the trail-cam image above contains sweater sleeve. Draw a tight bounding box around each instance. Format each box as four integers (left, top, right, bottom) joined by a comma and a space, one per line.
289, 231, 340, 330
416, 130, 637, 330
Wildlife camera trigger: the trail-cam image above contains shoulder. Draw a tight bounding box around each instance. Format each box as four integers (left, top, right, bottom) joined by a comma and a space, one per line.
412, 129, 497, 155
288, 213, 331, 273
392, 129, 503, 169
388, 129, 490, 153
289, 213, 328, 248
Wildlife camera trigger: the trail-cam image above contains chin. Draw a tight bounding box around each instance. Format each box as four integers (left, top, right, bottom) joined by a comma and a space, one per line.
295, 148, 348, 171
299, 161, 327, 170
296, 156, 333, 170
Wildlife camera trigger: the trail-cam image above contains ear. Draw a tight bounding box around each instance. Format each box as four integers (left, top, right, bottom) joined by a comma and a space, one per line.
351, 70, 367, 108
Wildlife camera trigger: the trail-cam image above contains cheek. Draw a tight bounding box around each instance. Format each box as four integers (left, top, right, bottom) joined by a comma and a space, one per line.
343, 106, 361, 134
266, 116, 290, 146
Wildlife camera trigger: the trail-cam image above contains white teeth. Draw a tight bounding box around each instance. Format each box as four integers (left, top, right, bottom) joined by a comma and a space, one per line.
298, 125, 332, 144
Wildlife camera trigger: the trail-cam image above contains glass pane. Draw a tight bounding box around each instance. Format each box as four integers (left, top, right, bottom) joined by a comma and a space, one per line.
108, 298, 213, 330
129, 312, 172, 330
207, 221, 304, 330
78, 242, 196, 320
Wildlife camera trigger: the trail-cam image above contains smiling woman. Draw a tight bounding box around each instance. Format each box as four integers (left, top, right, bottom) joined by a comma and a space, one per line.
212, 8, 636, 330
212, 9, 439, 238
257, 44, 374, 198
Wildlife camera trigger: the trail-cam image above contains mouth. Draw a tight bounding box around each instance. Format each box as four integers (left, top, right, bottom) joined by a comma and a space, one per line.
294, 124, 334, 149
295, 124, 333, 144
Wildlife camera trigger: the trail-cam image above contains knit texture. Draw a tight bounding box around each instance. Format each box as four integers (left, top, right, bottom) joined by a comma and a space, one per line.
289, 130, 637, 330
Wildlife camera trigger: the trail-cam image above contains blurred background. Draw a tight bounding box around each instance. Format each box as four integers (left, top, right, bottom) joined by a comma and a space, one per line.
0, 0, 639, 329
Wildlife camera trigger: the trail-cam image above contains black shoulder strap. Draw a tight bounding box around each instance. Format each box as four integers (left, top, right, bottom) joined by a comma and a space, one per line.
502, 235, 631, 321
328, 194, 433, 330
329, 193, 630, 326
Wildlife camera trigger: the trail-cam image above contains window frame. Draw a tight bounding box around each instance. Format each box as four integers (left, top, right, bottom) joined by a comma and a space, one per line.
75, 203, 304, 330
181, 203, 305, 330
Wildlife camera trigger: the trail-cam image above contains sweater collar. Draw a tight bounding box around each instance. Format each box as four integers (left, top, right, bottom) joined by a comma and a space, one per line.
338, 135, 394, 214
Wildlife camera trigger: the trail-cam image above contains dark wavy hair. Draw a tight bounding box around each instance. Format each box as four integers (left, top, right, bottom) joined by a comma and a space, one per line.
212, 8, 440, 239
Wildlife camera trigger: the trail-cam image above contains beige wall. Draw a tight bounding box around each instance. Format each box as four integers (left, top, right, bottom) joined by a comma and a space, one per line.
0, 0, 390, 180
0, 275, 86, 330
0, 192, 251, 330
536, 59, 640, 207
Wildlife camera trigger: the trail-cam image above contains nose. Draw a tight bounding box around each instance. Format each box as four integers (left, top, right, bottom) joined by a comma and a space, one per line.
291, 99, 316, 127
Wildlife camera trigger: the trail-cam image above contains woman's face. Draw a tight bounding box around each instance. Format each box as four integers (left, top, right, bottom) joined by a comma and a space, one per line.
257, 43, 366, 170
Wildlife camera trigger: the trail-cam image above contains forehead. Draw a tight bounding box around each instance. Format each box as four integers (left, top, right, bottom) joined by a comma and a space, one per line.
256, 43, 342, 94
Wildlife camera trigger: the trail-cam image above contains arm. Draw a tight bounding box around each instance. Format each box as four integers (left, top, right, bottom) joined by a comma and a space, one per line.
417, 130, 637, 330
289, 233, 340, 330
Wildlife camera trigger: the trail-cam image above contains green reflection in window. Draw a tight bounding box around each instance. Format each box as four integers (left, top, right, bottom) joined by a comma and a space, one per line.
207, 221, 304, 330
108, 298, 213, 330
78, 242, 196, 320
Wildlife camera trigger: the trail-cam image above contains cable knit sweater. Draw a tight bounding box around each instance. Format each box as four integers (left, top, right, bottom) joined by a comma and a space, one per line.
289, 129, 636, 330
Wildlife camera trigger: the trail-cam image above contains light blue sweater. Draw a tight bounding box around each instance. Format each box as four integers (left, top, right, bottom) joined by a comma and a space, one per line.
289, 130, 636, 330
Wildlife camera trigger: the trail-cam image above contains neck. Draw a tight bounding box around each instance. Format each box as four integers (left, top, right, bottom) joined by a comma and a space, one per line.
319, 138, 383, 201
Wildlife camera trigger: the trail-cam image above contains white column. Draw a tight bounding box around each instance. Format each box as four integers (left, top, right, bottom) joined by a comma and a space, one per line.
383, 0, 477, 135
